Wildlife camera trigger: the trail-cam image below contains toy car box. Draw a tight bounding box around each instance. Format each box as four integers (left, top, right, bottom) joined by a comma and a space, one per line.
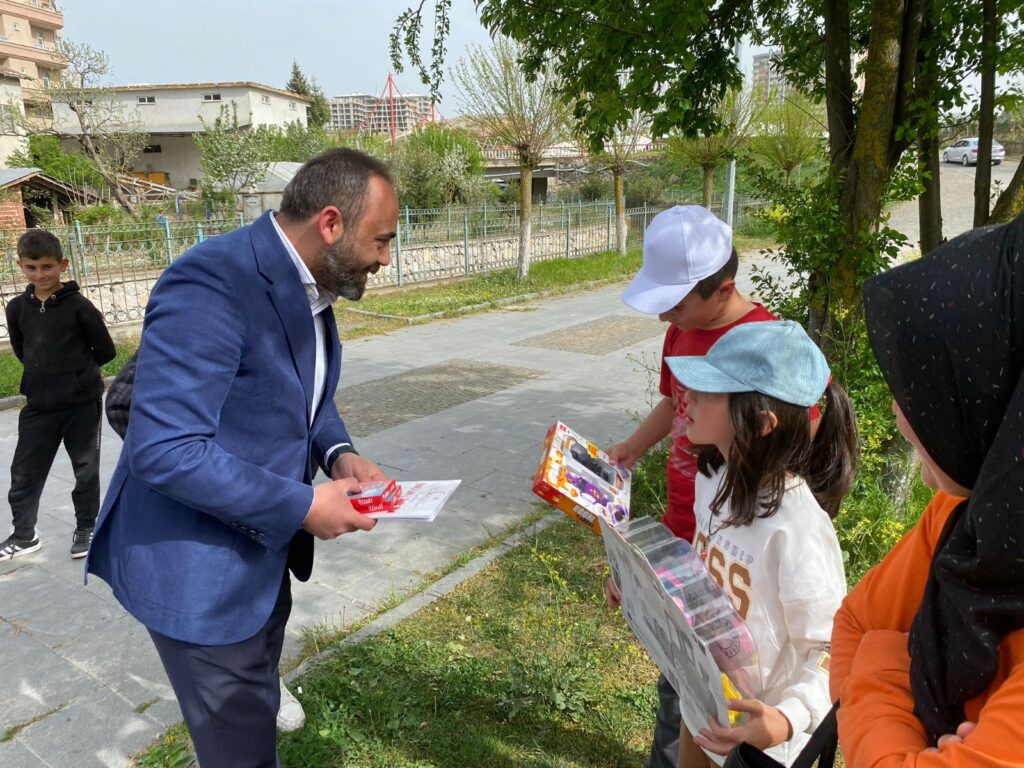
532, 421, 631, 534
350, 479, 403, 514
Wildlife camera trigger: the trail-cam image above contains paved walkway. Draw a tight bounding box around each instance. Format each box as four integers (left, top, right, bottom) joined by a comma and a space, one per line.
0, 260, 773, 768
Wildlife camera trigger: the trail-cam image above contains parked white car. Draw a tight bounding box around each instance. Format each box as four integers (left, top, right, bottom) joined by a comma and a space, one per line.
942, 138, 1006, 166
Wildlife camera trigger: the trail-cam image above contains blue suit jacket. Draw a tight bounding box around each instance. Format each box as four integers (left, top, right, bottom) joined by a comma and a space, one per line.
87, 212, 353, 645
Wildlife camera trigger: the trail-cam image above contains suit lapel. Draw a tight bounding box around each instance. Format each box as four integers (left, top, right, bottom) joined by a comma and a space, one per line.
252, 213, 315, 423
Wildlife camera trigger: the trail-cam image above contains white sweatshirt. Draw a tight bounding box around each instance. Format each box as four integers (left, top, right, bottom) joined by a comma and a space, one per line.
693, 465, 845, 766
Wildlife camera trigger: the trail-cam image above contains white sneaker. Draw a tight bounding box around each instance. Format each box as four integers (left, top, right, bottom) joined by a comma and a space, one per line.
276, 679, 305, 732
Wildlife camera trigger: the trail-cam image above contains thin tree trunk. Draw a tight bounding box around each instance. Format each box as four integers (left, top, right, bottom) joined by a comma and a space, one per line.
702, 166, 715, 209
613, 166, 626, 255
918, 133, 944, 254
989, 159, 1024, 223
974, 0, 997, 226
518, 164, 532, 280
822, 0, 856, 172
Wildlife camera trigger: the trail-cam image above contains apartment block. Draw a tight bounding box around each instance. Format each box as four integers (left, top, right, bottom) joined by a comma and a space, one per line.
752, 49, 790, 101
0, 0, 64, 95
329, 92, 434, 135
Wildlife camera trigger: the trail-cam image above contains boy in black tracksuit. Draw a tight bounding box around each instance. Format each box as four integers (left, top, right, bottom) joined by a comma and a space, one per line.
1, 229, 115, 560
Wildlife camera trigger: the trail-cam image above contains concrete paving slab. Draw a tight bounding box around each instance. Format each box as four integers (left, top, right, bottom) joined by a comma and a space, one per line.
0, 739, 50, 768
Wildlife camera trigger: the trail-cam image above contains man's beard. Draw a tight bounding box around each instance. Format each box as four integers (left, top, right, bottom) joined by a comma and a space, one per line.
313, 233, 374, 301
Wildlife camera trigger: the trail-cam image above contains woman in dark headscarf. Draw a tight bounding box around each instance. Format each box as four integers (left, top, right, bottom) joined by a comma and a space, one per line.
829, 212, 1024, 767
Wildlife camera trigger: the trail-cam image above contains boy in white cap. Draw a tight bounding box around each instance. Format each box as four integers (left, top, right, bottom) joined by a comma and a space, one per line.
605, 204, 776, 768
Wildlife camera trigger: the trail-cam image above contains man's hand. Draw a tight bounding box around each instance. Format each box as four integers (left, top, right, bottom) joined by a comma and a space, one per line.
693, 699, 793, 755
331, 452, 387, 483
606, 439, 644, 470
605, 576, 622, 609
302, 478, 377, 539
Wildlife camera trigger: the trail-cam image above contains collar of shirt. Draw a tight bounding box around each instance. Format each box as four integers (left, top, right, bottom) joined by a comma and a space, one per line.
270, 212, 337, 314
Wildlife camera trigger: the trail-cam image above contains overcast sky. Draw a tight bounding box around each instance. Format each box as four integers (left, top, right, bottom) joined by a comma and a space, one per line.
60, 0, 495, 114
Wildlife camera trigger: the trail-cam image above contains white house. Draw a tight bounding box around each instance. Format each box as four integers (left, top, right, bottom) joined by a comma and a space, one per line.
52, 82, 311, 191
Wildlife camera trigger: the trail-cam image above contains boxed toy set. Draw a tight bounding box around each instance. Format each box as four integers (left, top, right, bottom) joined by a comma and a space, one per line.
532, 421, 631, 534
349, 479, 403, 514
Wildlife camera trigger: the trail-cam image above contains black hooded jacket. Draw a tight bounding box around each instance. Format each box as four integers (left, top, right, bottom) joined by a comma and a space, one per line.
5, 281, 116, 410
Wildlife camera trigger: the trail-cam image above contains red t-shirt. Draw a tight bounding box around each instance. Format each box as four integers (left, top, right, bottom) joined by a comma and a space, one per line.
658, 303, 777, 540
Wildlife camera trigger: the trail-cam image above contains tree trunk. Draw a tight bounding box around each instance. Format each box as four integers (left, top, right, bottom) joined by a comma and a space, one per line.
918, 132, 944, 254
835, 0, 906, 308
702, 166, 715, 209
822, 0, 856, 172
518, 164, 533, 280
613, 166, 626, 255
989, 159, 1024, 223
973, 0, 997, 226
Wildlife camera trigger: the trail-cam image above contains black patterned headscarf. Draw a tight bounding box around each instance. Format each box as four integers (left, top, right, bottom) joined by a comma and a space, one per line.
862, 212, 1024, 744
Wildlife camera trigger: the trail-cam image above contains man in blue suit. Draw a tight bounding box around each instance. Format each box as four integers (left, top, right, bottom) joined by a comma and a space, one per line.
87, 149, 399, 767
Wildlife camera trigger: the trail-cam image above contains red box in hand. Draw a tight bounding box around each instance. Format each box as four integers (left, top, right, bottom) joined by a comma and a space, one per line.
349, 479, 402, 513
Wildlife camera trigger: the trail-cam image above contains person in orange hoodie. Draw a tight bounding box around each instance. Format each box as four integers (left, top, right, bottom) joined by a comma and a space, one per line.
830, 213, 1024, 767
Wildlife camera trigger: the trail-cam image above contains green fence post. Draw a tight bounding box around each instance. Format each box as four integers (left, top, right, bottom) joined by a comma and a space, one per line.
163, 219, 174, 265
404, 206, 410, 244
566, 206, 572, 258
606, 202, 612, 250
197, 223, 205, 244
643, 202, 650, 233
463, 208, 470, 276
238, 212, 244, 229
395, 217, 404, 287
74, 220, 87, 278
447, 206, 452, 241
65, 225, 79, 283
538, 201, 543, 230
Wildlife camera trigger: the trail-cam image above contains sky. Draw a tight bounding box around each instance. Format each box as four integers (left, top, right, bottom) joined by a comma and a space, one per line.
60, 1, 763, 118
60, 0, 495, 115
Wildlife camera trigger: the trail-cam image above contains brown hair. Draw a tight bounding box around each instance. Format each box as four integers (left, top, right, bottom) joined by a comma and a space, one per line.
691, 247, 739, 299
17, 229, 63, 261
696, 380, 859, 526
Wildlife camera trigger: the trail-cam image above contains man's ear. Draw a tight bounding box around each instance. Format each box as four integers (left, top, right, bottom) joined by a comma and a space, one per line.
317, 205, 343, 244
760, 410, 779, 437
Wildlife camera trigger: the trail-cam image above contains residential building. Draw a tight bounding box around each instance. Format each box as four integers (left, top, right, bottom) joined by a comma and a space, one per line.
0, 69, 26, 164
0, 0, 65, 126
752, 49, 790, 101
51, 82, 311, 190
329, 92, 434, 135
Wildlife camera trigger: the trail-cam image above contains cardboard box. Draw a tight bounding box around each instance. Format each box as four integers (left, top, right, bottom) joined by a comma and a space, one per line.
532, 421, 630, 534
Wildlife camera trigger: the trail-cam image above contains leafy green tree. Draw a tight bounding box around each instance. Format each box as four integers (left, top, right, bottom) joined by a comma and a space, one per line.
194, 103, 269, 198
747, 90, 826, 186
391, 0, 1024, 340
285, 61, 331, 129
453, 37, 568, 279
667, 88, 761, 209
8, 135, 104, 190
27, 40, 148, 217
593, 111, 650, 254
390, 124, 488, 207
259, 121, 330, 162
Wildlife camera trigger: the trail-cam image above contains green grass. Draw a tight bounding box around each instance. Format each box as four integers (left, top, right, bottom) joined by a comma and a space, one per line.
0, 342, 139, 400
348, 248, 644, 319
134, 518, 660, 768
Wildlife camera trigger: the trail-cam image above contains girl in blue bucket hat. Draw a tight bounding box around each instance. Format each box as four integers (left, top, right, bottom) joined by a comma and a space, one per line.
664, 319, 859, 767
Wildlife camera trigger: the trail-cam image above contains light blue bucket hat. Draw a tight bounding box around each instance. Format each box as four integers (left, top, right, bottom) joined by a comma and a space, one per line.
665, 320, 830, 407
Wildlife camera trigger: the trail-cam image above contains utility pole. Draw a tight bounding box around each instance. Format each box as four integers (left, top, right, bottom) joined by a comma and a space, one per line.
723, 37, 744, 227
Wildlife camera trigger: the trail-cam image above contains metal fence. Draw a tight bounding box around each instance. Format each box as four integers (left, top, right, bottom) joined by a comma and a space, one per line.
0, 202, 674, 339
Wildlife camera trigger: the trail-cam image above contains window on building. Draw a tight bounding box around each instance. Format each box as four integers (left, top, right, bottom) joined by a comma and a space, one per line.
143, 144, 162, 154
0, 104, 17, 133
138, 95, 156, 104
203, 93, 221, 102
261, 94, 270, 105
288, 101, 296, 110
13, 22, 20, 32
35, 33, 44, 48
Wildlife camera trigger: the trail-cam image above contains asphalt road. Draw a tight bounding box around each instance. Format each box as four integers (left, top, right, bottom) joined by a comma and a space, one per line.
888, 157, 1020, 249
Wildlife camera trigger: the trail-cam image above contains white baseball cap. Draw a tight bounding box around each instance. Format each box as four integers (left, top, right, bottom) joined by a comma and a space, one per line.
621, 205, 733, 314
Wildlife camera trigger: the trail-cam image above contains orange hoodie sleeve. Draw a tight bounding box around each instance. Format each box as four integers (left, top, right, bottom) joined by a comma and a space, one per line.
831, 492, 1024, 768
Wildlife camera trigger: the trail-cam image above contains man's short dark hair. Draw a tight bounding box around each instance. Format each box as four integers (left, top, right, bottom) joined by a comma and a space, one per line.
17, 229, 63, 262
692, 247, 739, 299
279, 148, 393, 230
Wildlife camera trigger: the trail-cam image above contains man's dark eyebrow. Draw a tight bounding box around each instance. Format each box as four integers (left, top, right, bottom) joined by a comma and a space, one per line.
377, 231, 397, 241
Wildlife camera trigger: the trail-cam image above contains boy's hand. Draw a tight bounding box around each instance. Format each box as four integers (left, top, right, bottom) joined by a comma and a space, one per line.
925, 721, 977, 752
693, 699, 792, 755
604, 576, 622, 609
606, 440, 643, 469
